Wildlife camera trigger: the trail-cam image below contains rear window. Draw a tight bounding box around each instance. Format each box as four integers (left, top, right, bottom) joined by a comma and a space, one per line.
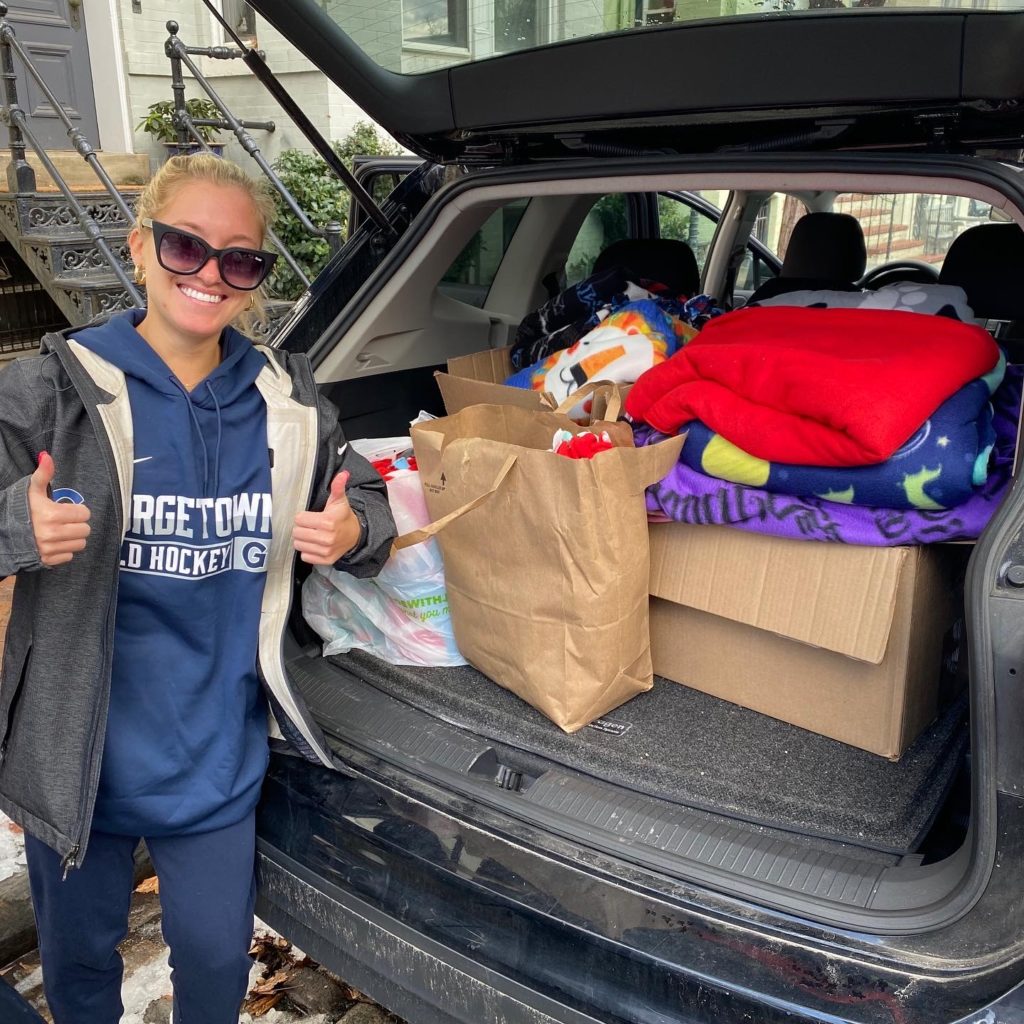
316, 0, 1024, 74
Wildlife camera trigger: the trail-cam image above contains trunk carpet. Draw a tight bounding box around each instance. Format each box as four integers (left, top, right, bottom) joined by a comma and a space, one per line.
333, 651, 966, 855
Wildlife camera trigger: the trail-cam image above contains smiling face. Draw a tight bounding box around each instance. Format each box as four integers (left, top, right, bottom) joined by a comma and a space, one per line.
129, 180, 265, 356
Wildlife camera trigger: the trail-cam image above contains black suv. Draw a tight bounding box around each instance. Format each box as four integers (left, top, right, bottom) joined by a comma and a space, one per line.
248, 2, 1024, 1021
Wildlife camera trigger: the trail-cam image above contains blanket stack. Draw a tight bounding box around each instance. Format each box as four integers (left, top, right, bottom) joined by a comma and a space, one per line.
625, 303, 1014, 545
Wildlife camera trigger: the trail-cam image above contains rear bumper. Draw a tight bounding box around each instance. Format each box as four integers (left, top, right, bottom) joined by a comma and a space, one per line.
257, 846, 608, 1024
256, 752, 1024, 1024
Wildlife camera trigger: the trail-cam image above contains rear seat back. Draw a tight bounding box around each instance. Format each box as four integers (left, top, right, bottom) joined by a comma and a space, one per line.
591, 237, 700, 298
748, 212, 867, 302
938, 223, 1024, 345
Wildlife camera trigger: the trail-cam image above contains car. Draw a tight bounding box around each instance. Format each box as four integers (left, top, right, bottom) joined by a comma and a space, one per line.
246, 2, 1024, 1021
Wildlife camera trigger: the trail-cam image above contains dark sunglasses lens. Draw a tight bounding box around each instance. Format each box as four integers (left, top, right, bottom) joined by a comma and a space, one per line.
220, 250, 268, 289
159, 230, 207, 273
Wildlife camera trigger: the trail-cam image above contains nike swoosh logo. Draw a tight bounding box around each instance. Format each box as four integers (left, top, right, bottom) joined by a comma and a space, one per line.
133, 456, 153, 464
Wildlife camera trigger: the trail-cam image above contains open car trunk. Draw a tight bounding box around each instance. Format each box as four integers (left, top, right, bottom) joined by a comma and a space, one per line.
275, 153, 1024, 934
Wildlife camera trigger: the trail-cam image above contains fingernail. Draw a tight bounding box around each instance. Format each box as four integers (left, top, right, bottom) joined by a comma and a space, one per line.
37, 451, 47, 466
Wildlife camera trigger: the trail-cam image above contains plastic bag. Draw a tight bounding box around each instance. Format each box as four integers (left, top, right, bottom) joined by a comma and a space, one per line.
301, 441, 466, 667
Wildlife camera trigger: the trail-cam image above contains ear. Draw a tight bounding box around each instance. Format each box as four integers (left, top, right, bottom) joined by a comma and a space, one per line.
127, 225, 145, 270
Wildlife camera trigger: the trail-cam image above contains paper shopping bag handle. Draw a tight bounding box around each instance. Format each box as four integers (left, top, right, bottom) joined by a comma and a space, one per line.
553, 381, 623, 423
392, 453, 518, 551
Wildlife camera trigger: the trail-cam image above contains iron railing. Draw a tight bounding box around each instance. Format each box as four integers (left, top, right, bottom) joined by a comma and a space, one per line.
163, 19, 342, 292
0, 0, 144, 305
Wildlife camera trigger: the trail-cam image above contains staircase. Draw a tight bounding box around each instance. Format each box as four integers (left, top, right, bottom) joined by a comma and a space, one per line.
0, 154, 292, 354
0, 184, 142, 325
0, 14, 347, 357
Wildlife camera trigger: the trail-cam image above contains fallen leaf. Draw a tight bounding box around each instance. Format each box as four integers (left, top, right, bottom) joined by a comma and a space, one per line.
6, 822, 23, 835
249, 968, 293, 996
242, 991, 285, 1016
134, 876, 159, 894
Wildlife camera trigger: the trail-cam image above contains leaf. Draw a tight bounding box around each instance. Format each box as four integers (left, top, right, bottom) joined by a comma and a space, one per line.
134, 875, 159, 894
250, 968, 293, 995
242, 991, 286, 1016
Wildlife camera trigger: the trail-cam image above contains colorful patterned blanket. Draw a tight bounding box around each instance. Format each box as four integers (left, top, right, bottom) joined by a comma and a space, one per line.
505, 300, 693, 407
635, 364, 1022, 545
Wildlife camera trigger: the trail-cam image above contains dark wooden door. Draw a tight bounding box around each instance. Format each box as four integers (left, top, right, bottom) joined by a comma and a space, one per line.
4, 0, 100, 150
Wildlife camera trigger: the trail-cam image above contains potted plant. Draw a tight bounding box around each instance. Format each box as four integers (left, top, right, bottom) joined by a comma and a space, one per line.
136, 98, 227, 159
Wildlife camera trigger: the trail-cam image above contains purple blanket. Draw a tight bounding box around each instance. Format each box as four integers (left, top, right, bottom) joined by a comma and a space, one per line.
636, 364, 1022, 545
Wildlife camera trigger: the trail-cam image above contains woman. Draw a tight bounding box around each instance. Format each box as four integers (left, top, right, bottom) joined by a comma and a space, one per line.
0, 155, 396, 1022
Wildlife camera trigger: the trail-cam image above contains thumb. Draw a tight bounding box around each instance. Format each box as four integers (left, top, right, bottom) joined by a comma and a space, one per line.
325, 470, 350, 508
29, 451, 55, 498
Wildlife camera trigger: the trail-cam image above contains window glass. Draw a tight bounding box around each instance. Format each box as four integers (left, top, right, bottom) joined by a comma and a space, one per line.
564, 194, 629, 285
439, 198, 528, 306
494, 0, 540, 51
657, 191, 721, 270
402, 0, 468, 48
734, 250, 778, 295
750, 193, 810, 263
317, 0, 1022, 74
221, 0, 257, 41
833, 192, 994, 272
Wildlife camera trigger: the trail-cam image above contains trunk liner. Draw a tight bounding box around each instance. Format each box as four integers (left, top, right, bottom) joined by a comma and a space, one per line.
332, 650, 967, 855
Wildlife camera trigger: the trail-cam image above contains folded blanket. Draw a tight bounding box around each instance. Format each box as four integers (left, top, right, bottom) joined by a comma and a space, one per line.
625, 305, 1001, 467
679, 358, 1004, 510
506, 300, 692, 403
635, 364, 1022, 545
750, 282, 975, 322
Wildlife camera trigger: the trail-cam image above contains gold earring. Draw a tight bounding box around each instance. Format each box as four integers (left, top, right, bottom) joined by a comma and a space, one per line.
133, 266, 146, 286
248, 295, 256, 310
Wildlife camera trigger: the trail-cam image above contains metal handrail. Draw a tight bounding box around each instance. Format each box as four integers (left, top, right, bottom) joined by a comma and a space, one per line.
0, 1, 143, 305
177, 118, 312, 290
164, 21, 343, 265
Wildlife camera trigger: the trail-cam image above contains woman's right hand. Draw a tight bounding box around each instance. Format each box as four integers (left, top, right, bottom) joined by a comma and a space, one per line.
28, 452, 91, 567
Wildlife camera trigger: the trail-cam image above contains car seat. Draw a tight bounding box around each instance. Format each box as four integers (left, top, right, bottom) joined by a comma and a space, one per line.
938, 224, 1024, 351
747, 211, 867, 302
591, 237, 700, 298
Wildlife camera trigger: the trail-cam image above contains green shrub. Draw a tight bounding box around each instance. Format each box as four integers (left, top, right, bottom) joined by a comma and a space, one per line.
267, 122, 401, 300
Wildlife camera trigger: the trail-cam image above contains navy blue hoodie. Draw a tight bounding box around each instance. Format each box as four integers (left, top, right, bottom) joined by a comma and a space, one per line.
77, 310, 273, 836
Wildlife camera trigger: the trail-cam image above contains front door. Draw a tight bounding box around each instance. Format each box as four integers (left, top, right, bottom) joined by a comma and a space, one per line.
4, 0, 99, 150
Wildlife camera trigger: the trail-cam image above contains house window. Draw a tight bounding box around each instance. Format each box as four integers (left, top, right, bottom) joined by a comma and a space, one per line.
222, 0, 257, 42
403, 0, 468, 48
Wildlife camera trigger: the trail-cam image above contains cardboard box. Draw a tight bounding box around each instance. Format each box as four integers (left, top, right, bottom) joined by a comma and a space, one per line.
648, 524, 962, 759
435, 347, 556, 415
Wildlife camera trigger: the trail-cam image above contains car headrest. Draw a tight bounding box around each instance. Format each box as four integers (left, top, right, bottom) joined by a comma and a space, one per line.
781, 212, 867, 281
591, 237, 700, 297
938, 223, 1024, 322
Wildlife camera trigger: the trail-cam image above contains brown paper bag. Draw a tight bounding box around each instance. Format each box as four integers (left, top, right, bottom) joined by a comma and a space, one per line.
407, 404, 684, 732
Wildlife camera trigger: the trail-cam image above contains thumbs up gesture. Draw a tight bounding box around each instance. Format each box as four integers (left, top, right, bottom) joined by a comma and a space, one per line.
28, 452, 91, 567
293, 470, 362, 565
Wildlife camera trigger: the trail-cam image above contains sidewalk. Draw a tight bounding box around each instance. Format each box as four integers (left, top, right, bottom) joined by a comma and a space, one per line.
0, 578, 402, 1024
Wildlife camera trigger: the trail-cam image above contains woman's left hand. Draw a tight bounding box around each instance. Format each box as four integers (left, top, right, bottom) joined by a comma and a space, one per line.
293, 471, 362, 564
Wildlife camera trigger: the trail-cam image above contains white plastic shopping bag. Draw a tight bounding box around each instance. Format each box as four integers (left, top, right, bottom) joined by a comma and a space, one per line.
301, 438, 466, 667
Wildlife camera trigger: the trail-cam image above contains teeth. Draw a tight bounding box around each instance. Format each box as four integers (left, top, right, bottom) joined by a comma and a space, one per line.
180, 285, 223, 304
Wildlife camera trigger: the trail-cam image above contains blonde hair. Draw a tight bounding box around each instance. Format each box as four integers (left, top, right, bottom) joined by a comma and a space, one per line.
134, 154, 278, 336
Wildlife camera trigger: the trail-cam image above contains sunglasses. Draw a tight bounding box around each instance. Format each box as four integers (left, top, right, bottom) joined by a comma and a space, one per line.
141, 218, 277, 291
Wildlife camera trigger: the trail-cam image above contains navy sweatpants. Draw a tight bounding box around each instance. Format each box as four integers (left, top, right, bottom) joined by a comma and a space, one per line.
25, 812, 256, 1024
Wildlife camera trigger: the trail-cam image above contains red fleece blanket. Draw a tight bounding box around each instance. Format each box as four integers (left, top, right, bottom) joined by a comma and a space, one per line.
624, 305, 1001, 466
